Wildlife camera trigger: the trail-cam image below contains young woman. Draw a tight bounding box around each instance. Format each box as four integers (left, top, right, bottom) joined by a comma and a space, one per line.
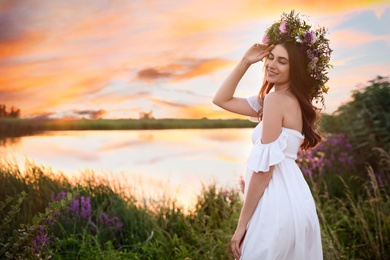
213, 11, 332, 260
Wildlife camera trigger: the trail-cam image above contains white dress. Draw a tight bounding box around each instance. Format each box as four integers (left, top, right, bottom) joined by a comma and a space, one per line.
240, 96, 323, 260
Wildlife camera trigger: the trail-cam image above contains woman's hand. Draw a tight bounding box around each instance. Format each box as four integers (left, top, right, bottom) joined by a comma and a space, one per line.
231, 224, 246, 259
243, 43, 274, 65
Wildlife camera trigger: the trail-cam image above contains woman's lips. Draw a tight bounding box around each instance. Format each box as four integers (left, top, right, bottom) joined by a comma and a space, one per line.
267, 70, 277, 77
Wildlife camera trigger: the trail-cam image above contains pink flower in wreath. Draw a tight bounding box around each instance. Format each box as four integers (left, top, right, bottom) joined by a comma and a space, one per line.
279, 21, 288, 33
262, 34, 270, 45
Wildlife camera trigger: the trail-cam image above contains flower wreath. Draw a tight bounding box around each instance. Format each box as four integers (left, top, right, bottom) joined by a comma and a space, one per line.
262, 10, 332, 103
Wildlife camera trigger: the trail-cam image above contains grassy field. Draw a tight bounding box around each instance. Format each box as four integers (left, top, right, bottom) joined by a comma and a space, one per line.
0, 118, 257, 138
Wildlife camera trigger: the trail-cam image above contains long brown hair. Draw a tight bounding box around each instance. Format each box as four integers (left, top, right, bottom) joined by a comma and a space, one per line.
258, 41, 321, 150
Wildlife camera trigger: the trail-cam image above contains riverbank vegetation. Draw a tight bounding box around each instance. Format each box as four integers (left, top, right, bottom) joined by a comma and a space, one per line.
0, 118, 257, 139
0, 147, 389, 259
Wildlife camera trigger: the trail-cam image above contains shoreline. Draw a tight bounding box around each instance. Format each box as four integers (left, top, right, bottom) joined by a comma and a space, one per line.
0, 118, 257, 138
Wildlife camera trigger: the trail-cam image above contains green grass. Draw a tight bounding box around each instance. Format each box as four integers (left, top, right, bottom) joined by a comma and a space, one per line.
0, 160, 241, 259
308, 148, 390, 260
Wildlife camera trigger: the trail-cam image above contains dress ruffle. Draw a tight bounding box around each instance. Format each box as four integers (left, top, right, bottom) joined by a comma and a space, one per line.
246, 131, 288, 173
246, 95, 262, 113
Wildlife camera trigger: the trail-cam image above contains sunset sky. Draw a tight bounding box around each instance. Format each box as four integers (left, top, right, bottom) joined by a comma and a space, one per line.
1, 0, 389, 119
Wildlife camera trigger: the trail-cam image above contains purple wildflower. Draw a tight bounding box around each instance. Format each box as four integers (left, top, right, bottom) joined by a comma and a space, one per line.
98, 213, 124, 231
80, 196, 92, 219
305, 31, 316, 45
32, 227, 50, 253
116, 222, 124, 229
52, 191, 68, 201
99, 213, 111, 225
70, 198, 80, 219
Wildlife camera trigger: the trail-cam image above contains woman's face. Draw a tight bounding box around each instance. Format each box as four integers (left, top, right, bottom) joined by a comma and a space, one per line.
265, 44, 290, 86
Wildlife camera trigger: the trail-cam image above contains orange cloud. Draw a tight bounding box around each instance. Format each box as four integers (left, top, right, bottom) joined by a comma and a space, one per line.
175, 59, 236, 81
152, 98, 187, 108
137, 68, 173, 82
0, 69, 110, 116
0, 33, 44, 60
136, 58, 234, 82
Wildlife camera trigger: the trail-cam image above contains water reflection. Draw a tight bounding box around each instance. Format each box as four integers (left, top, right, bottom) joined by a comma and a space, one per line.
0, 136, 21, 147
1, 129, 254, 208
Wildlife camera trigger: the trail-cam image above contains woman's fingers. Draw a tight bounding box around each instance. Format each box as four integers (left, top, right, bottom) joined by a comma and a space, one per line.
231, 235, 243, 259
253, 43, 274, 50
266, 44, 275, 51
244, 43, 274, 64
231, 239, 241, 259
231, 225, 246, 259
253, 43, 274, 59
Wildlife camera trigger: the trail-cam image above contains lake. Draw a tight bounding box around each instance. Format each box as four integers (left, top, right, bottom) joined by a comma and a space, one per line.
1, 129, 254, 209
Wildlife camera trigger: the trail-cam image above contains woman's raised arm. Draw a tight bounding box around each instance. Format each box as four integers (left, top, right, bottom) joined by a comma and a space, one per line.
212, 43, 273, 117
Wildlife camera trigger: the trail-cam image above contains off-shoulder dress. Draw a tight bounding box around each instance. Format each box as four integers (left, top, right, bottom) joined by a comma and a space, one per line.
240, 96, 323, 260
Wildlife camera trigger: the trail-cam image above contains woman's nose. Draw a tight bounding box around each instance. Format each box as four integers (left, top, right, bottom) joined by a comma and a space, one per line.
267, 59, 276, 69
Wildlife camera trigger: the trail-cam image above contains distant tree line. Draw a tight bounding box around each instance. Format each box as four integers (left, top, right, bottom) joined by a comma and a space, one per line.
0, 104, 21, 118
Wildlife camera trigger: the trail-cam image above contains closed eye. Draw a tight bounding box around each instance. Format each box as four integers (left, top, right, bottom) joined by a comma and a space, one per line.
268, 53, 288, 64
279, 58, 288, 64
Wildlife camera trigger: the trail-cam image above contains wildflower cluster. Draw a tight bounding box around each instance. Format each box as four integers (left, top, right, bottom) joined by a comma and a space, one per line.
262, 10, 332, 103
51, 191, 124, 248
99, 213, 124, 230
52, 191, 92, 221
297, 133, 354, 176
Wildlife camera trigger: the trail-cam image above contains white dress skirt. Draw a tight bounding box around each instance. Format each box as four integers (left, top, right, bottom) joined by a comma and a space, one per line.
240, 96, 323, 260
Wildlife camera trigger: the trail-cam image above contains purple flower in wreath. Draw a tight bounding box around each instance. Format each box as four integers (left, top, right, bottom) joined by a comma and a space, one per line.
305, 31, 317, 45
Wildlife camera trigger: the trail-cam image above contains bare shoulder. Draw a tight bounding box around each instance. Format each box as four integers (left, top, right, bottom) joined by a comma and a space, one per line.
265, 91, 302, 131
263, 92, 288, 110
264, 91, 281, 104
262, 92, 284, 119
261, 92, 284, 143
264, 91, 298, 109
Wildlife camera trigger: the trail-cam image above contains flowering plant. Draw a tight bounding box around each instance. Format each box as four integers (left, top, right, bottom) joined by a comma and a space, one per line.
262, 10, 332, 103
